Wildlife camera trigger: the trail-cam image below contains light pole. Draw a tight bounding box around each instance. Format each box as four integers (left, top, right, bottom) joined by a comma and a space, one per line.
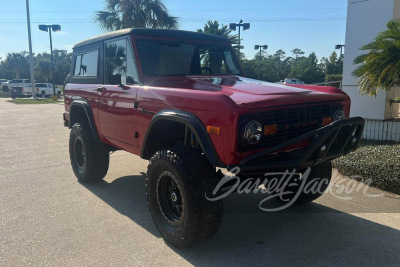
39, 24, 61, 99
335, 44, 345, 74
25, 0, 35, 99
255, 45, 268, 80
230, 20, 250, 58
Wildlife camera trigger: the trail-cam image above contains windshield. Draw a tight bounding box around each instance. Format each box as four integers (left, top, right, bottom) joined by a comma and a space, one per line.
136, 39, 242, 76
10, 79, 23, 83
36, 84, 47, 87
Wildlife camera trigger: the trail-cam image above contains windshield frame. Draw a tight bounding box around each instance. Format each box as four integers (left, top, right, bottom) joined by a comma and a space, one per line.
132, 35, 244, 79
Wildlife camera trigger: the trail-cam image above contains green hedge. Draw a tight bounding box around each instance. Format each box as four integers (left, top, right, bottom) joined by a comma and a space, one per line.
325, 74, 342, 83
332, 140, 400, 195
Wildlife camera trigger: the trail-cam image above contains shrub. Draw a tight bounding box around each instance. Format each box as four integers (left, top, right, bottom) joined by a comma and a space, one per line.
332, 140, 400, 195
325, 74, 342, 83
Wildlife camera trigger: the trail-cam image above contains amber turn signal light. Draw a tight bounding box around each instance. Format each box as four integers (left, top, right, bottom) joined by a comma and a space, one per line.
264, 124, 277, 135
207, 126, 221, 135
322, 117, 332, 125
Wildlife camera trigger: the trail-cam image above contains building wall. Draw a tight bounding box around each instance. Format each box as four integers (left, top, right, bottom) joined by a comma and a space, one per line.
342, 0, 399, 120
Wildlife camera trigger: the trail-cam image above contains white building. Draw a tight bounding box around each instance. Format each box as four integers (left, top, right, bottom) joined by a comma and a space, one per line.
342, 0, 400, 141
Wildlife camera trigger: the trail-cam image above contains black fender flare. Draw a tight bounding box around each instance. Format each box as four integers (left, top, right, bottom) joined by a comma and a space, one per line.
140, 109, 226, 167
69, 100, 100, 142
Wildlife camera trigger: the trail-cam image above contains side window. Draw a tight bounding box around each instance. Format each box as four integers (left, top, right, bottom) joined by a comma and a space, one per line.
105, 38, 139, 85
73, 50, 98, 77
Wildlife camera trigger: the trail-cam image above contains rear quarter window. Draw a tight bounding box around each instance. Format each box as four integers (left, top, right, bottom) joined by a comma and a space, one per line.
73, 50, 99, 77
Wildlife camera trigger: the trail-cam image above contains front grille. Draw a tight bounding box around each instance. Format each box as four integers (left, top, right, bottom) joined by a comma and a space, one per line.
239, 103, 342, 151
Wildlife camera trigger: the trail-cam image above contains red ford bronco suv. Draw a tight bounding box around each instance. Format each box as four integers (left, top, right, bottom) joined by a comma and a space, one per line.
64, 28, 364, 248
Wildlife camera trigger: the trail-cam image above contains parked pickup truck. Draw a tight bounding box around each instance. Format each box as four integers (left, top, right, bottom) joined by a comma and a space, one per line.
10, 82, 61, 99
35, 83, 61, 98
3, 79, 30, 94
63, 28, 365, 248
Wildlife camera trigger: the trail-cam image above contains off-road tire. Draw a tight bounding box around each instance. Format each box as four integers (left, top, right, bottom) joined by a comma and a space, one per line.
146, 146, 223, 248
283, 161, 333, 204
69, 122, 109, 183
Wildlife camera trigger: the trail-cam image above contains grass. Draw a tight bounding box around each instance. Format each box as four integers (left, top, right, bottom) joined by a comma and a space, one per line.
7, 98, 61, 104
333, 140, 400, 195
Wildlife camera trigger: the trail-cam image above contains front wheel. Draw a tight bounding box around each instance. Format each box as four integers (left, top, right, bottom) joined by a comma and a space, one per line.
69, 122, 110, 183
146, 146, 223, 248
281, 161, 333, 204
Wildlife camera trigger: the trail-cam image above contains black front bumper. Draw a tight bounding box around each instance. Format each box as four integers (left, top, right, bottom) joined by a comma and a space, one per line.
229, 117, 365, 175
10, 87, 23, 98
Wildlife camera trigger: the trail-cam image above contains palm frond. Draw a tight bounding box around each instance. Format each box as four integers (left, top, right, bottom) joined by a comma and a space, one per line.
353, 19, 400, 96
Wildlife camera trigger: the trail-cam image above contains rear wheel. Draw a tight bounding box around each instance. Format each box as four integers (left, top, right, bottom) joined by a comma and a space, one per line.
69, 121, 109, 183
146, 146, 223, 248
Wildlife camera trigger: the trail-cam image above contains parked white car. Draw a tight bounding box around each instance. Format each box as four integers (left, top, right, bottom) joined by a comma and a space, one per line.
35, 83, 61, 98
2, 79, 31, 92
10, 81, 61, 99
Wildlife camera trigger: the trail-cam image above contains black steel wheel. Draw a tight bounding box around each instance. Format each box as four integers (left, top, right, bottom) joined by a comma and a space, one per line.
280, 161, 333, 204
146, 146, 223, 248
69, 121, 109, 183
157, 171, 185, 225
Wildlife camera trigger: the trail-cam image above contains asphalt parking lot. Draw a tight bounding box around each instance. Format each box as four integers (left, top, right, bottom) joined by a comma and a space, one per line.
1, 98, 400, 266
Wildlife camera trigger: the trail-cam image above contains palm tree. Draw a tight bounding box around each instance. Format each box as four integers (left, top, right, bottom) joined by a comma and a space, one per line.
35, 53, 52, 82
353, 19, 400, 96
95, 0, 178, 31
4, 52, 30, 79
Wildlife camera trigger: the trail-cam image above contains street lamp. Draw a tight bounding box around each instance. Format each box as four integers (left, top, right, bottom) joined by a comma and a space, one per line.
39, 24, 61, 99
230, 20, 250, 57
25, 0, 35, 99
255, 45, 268, 80
335, 44, 345, 74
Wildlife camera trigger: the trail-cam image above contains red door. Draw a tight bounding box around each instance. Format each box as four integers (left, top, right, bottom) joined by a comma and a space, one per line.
98, 37, 141, 150
98, 85, 138, 148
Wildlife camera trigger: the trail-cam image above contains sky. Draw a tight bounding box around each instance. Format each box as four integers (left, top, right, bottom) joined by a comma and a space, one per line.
0, 0, 348, 61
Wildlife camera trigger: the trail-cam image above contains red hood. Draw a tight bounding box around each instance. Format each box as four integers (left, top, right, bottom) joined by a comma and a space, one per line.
143, 76, 349, 109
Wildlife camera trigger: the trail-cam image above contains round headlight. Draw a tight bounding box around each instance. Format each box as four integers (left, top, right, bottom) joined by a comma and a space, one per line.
333, 109, 345, 121
243, 120, 262, 145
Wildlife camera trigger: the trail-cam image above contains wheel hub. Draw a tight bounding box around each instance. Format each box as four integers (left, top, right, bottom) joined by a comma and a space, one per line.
170, 192, 178, 202
74, 138, 86, 168
156, 171, 185, 225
